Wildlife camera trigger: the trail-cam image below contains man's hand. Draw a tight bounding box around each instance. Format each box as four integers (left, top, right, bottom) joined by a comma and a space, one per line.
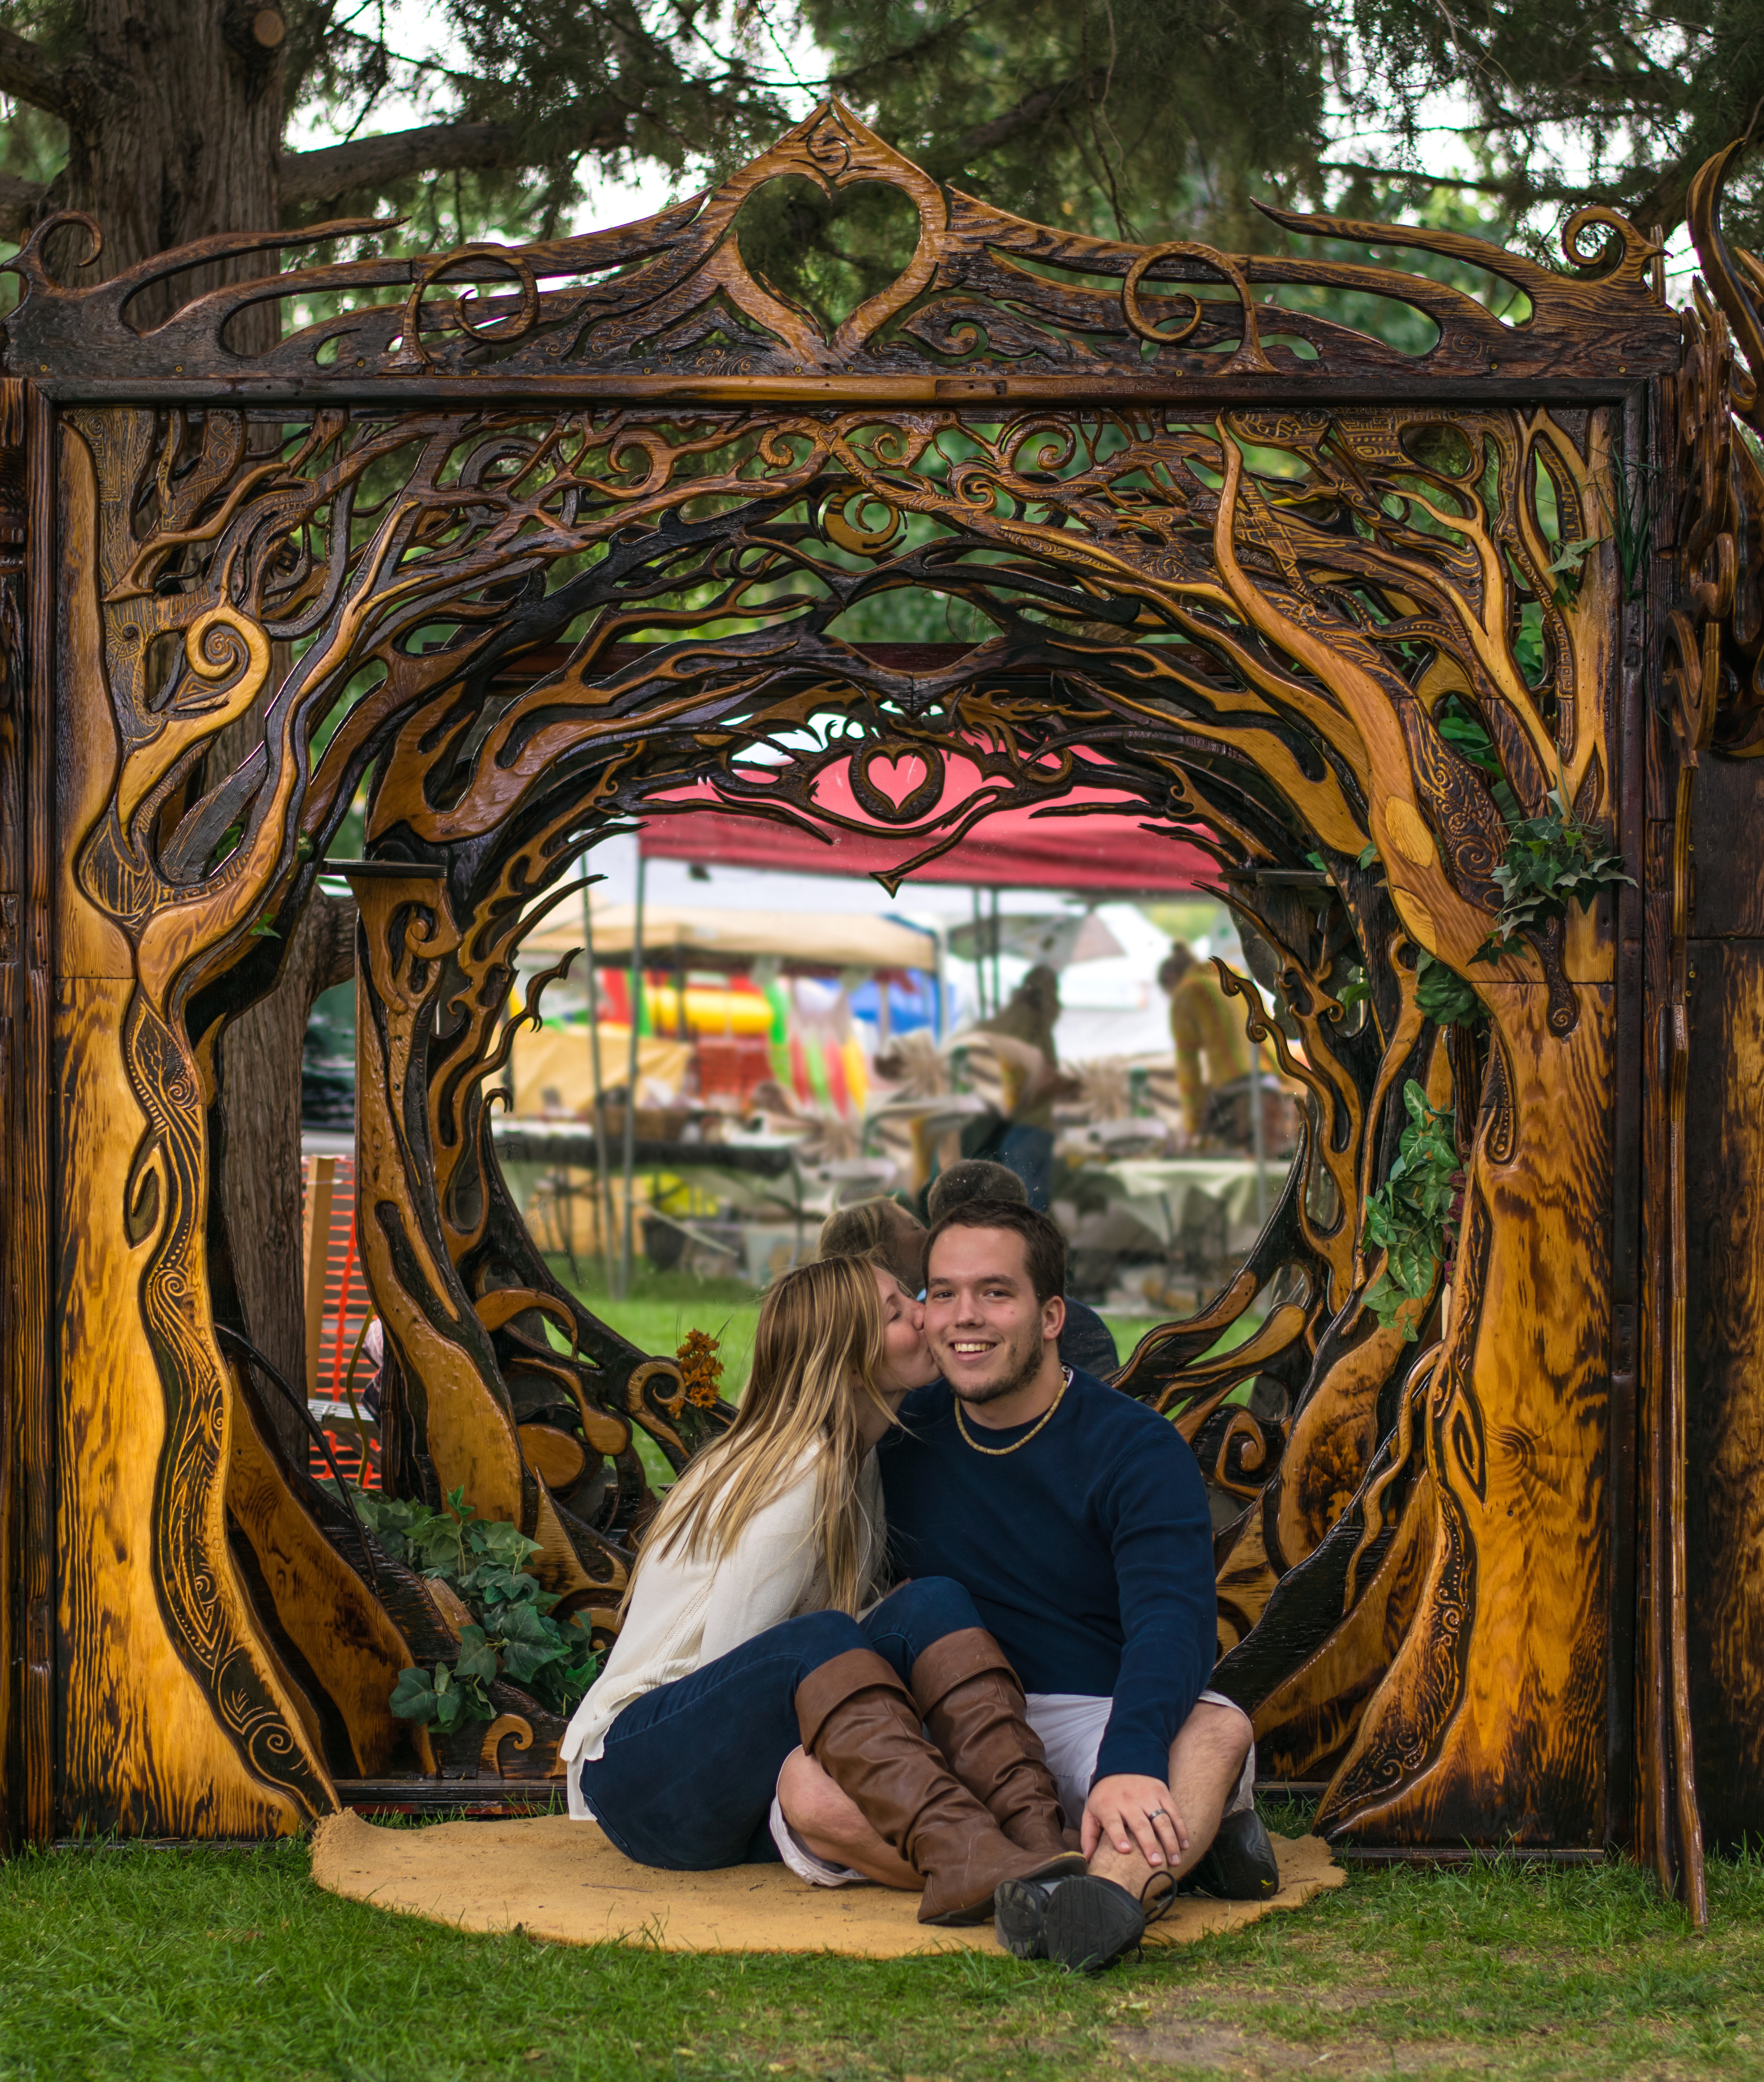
1082, 1773, 1188, 1868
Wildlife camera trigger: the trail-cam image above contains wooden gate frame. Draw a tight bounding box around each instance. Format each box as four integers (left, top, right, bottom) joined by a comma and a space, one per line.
0, 103, 1756, 1906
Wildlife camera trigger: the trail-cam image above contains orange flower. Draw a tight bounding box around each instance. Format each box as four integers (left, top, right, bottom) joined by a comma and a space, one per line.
676, 1328, 725, 1409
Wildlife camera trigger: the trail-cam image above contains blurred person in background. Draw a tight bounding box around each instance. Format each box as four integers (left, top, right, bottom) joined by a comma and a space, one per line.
1158, 946, 1249, 1146
928, 1161, 1117, 1379
974, 962, 1062, 1208
818, 1197, 927, 1296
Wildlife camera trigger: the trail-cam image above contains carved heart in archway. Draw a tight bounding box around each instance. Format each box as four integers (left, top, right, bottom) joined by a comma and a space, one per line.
849, 746, 945, 826
865, 755, 928, 810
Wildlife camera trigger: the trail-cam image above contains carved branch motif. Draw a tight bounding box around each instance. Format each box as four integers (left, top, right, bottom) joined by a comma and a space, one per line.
24, 105, 1700, 1858
2, 103, 1677, 400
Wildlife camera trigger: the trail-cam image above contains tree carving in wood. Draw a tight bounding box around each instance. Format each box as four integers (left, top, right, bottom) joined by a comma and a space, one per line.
2, 103, 1703, 1856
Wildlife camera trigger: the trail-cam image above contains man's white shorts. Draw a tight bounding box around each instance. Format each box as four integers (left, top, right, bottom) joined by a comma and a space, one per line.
772, 1688, 1256, 1887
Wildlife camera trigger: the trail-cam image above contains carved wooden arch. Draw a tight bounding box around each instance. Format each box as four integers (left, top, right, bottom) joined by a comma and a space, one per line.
1, 100, 1747, 1899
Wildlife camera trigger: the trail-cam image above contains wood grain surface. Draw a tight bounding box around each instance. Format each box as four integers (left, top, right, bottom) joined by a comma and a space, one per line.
50, 424, 328, 1835
1683, 941, 1764, 1847
227, 1364, 432, 1780
1318, 985, 1617, 1848
0, 102, 1678, 407
0, 376, 49, 1848
14, 112, 1749, 1855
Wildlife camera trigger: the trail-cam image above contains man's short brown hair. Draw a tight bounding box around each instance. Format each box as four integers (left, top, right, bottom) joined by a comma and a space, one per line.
925, 1198, 1066, 1306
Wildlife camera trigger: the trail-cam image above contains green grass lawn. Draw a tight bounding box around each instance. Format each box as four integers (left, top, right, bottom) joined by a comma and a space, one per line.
549, 1262, 1255, 1402
549, 1261, 1263, 1493
3, 1816, 1761, 2080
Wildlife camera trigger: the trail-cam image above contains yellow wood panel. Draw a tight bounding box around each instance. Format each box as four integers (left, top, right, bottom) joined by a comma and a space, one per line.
227, 1375, 433, 1779
52, 426, 132, 984
1255, 1473, 1435, 1782
354, 878, 600, 1590
56, 978, 317, 1834
1320, 982, 1615, 1847
51, 422, 331, 1836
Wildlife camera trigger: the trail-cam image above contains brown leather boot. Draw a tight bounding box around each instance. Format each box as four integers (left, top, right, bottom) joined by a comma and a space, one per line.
796, 1648, 1085, 1925
910, 1628, 1069, 1858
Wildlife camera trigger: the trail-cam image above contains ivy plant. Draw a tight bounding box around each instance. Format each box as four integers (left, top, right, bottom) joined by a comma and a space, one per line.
1362, 1080, 1460, 1341
352, 1485, 600, 1734
1474, 778, 1633, 964
1414, 950, 1484, 1029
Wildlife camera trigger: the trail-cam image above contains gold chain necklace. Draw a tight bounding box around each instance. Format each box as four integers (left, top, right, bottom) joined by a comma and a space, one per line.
954, 1367, 1072, 1457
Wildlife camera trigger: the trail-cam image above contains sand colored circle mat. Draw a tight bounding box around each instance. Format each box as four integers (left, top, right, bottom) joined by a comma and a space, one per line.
311, 1811, 1344, 1958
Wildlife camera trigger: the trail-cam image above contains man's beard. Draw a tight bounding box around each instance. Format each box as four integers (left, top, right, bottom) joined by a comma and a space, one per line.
946, 1322, 1046, 1407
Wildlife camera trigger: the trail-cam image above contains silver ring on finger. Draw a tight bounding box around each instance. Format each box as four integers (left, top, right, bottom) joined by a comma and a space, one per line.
1145, 1807, 1165, 1820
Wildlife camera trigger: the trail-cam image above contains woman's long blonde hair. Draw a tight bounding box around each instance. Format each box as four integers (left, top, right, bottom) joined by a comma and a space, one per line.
625, 1256, 898, 1617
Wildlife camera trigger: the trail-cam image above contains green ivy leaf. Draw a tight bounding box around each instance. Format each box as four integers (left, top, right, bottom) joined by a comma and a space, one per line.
367, 1476, 600, 1731
1477, 777, 1634, 960
454, 1624, 501, 1687
479, 1522, 543, 1572
500, 1638, 563, 1685
389, 1665, 441, 1724
1360, 1079, 1458, 1340
497, 1600, 554, 1646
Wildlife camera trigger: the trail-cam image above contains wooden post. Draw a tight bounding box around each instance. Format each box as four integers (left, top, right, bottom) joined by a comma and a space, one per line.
581, 881, 616, 1292
302, 1157, 336, 1399
0, 381, 51, 1848
621, 852, 646, 1301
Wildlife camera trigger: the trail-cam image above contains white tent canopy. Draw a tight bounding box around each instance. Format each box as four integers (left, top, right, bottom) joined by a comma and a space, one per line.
523, 901, 937, 974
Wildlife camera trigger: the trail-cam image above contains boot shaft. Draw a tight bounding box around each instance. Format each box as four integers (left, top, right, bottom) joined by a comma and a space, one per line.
911, 1629, 1070, 1859
795, 1646, 1083, 1924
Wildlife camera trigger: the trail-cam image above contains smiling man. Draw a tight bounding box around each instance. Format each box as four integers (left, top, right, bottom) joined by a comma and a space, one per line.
873, 1198, 1276, 1970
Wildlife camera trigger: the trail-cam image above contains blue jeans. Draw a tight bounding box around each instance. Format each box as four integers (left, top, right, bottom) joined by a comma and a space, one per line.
579, 1576, 983, 1870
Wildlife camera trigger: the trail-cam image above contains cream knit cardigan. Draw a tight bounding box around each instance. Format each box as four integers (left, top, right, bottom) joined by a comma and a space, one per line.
560, 1446, 883, 1821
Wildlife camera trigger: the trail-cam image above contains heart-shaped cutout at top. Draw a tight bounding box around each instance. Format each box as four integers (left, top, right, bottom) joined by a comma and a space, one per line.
733, 176, 923, 336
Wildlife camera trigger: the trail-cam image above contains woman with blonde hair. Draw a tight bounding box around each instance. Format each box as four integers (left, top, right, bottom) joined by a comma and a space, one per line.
560, 1254, 1083, 1926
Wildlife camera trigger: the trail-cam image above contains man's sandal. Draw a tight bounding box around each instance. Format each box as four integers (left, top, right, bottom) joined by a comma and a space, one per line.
994, 1869, 1176, 1972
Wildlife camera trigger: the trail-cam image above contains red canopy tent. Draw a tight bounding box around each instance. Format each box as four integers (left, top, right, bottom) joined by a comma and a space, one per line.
636, 755, 1216, 895
478, 641, 1216, 893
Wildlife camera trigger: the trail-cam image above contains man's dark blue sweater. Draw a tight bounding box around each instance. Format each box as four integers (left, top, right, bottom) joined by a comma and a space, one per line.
877, 1368, 1215, 1786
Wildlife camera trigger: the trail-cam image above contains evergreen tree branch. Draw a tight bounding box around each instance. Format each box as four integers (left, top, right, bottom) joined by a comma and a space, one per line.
0, 167, 44, 237
818, 2, 995, 94
279, 116, 625, 206
1316, 159, 1536, 198
0, 26, 74, 123
943, 64, 1111, 165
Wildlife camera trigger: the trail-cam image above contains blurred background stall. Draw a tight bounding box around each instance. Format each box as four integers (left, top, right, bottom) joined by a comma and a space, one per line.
302, 780, 1309, 1473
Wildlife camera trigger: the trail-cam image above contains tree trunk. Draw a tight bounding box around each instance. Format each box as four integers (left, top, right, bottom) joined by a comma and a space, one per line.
51, 5, 336, 1445
51, 2, 285, 323
216, 892, 356, 1461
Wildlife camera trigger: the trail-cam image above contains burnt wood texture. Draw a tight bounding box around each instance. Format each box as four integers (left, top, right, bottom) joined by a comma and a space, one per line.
0, 102, 1752, 1899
